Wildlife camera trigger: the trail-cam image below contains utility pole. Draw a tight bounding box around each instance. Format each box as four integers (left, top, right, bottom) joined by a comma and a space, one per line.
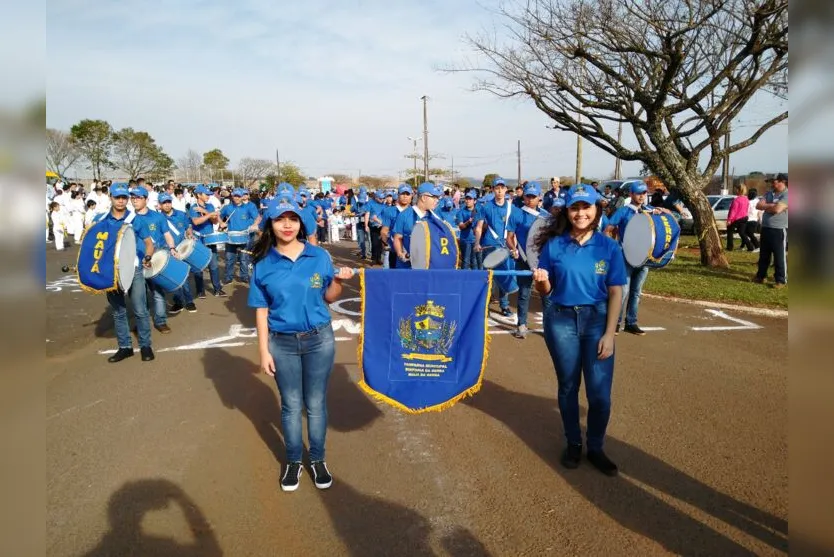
276, 149, 281, 184
406, 136, 419, 185
575, 113, 583, 185
721, 128, 731, 194
421, 95, 429, 183
614, 121, 623, 179
517, 140, 521, 186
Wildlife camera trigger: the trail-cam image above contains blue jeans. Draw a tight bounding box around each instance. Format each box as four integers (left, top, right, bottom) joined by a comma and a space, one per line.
482, 246, 510, 310
543, 302, 614, 451
356, 227, 368, 258
173, 277, 194, 306
620, 264, 650, 326
148, 281, 168, 327
515, 259, 552, 327
224, 244, 250, 283
459, 241, 478, 269
193, 245, 221, 295
268, 323, 336, 462
106, 264, 152, 349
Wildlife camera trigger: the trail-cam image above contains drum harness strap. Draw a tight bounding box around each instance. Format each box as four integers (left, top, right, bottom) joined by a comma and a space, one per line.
486, 200, 512, 248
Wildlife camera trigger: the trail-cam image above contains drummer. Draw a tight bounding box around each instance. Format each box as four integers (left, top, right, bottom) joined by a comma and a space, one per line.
506, 181, 551, 339
604, 181, 673, 336
158, 193, 197, 314
473, 177, 522, 317
391, 182, 442, 268
189, 185, 226, 298
455, 190, 480, 270
221, 189, 260, 285
381, 184, 413, 269
532, 184, 626, 476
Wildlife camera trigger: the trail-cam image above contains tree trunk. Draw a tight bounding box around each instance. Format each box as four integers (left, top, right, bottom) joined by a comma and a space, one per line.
688, 191, 729, 268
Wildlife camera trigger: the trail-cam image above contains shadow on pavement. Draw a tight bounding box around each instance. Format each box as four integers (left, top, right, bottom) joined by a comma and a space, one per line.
320, 479, 491, 557
223, 286, 255, 329
81, 478, 222, 557
202, 348, 285, 463
328, 364, 384, 433
466, 380, 787, 555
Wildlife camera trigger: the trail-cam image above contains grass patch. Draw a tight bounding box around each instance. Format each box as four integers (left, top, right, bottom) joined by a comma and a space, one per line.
644, 243, 788, 309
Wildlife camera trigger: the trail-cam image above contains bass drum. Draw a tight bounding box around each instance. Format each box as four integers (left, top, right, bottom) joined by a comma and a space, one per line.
525, 217, 550, 271
409, 217, 459, 270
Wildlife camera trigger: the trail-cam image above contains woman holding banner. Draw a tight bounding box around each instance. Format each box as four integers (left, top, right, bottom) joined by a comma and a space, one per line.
532, 184, 626, 477
248, 198, 354, 492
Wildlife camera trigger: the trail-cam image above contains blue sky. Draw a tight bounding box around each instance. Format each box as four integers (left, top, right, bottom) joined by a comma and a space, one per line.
46, 0, 788, 181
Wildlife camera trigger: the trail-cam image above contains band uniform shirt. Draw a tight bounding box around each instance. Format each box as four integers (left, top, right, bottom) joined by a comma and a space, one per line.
163, 208, 191, 241
92, 211, 145, 266
382, 205, 408, 249
762, 189, 788, 229
131, 209, 170, 259
476, 199, 522, 248
537, 231, 627, 307
510, 207, 549, 256
248, 243, 335, 334
221, 202, 258, 232
455, 207, 479, 244
189, 201, 218, 238
391, 205, 430, 256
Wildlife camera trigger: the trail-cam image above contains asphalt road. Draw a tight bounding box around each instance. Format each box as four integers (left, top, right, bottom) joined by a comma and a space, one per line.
47, 241, 788, 556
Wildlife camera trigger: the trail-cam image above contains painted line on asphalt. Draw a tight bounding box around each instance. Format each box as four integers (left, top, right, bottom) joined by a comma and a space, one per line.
643, 293, 787, 318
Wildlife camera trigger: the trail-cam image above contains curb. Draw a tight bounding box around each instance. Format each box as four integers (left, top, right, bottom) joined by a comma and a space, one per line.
643, 293, 788, 318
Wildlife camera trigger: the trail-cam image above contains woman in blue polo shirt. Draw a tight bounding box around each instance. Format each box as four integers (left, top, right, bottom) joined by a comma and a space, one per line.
248, 199, 353, 493
532, 184, 627, 477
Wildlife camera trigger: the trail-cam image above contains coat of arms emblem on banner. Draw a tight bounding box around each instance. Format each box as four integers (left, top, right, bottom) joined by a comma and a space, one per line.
398, 300, 456, 363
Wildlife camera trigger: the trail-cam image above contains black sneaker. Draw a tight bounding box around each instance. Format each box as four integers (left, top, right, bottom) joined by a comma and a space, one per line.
169, 303, 184, 315
185, 302, 197, 313
214, 289, 228, 297
615, 323, 620, 336
587, 450, 619, 477
500, 307, 514, 317
561, 444, 582, 469
310, 461, 333, 489
280, 462, 303, 492
197, 291, 207, 299
140, 346, 155, 361
624, 324, 646, 336
107, 348, 134, 363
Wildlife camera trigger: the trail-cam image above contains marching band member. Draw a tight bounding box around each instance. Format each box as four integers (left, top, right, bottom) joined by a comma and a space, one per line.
381, 184, 413, 269
532, 184, 626, 476
364, 190, 386, 266
605, 181, 672, 335
248, 198, 354, 492
391, 182, 442, 268
221, 189, 259, 285
189, 185, 226, 298
158, 193, 198, 314
93, 185, 157, 363
474, 177, 522, 317
506, 181, 550, 339
353, 189, 370, 260
130, 186, 180, 334
292, 190, 320, 245
455, 190, 480, 270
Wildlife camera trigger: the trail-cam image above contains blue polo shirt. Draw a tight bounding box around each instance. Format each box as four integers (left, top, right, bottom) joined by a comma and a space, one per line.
439, 208, 459, 237
354, 202, 369, 219
248, 243, 334, 334
189, 201, 217, 236
382, 205, 408, 248
161, 208, 191, 240
298, 204, 319, 235
455, 206, 478, 244
511, 207, 549, 256
542, 189, 561, 211
391, 206, 430, 263
367, 200, 386, 228
220, 201, 258, 232
476, 199, 521, 248
607, 203, 654, 241
537, 231, 627, 306
132, 209, 169, 258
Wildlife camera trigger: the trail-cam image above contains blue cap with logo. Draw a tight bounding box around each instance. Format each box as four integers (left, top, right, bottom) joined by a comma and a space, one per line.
385, 190, 394, 198
465, 190, 477, 200
398, 184, 413, 195
630, 181, 648, 194
194, 185, 211, 195
129, 186, 149, 198
110, 185, 129, 197
266, 198, 302, 220
277, 182, 295, 195
566, 184, 600, 207
357, 192, 369, 203
232, 188, 244, 197
417, 182, 442, 196
553, 197, 566, 208
440, 197, 453, 210
494, 178, 507, 187
523, 181, 542, 197
158, 193, 173, 203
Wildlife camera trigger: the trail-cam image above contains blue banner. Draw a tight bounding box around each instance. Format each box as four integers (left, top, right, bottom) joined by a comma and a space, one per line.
358, 269, 492, 413
76, 218, 124, 293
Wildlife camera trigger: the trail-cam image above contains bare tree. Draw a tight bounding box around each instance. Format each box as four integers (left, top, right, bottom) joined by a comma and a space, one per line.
237, 158, 276, 187
46, 129, 80, 177
455, 0, 787, 266
177, 149, 204, 182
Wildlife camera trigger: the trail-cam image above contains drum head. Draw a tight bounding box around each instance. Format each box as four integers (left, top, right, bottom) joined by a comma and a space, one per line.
525, 217, 549, 270
176, 238, 194, 259
116, 227, 136, 291
409, 221, 430, 269
143, 251, 169, 278
483, 247, 511, 269
622, 213, 655, 268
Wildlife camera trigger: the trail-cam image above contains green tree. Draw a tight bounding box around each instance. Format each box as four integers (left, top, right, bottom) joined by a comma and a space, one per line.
483, 173, 499, 188
404, 174, 427, 188
111, 127, 172, 180
148, 152, 176, 182
70, 119, 114, 181
278, 161, 306, 186
203, 149, 230, 174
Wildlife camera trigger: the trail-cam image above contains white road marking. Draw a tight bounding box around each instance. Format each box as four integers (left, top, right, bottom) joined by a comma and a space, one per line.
690, 309, 762, 331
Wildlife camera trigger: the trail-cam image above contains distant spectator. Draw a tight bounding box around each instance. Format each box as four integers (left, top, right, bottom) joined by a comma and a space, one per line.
753, 174, 788, 287
744, 188, 761, 252
726, 183, 754, 251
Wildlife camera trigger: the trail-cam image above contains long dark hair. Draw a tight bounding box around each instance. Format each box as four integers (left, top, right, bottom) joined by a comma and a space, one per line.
534, 201, 604, 252
251, 215, 308, 264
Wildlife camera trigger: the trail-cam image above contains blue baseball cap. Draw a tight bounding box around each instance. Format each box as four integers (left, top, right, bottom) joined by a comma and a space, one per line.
129, 186, 149, 198
357, 192, 369, 203
494, 178, 507, 187
565, 184, 601, 207
465, 190, 477, 200
110, 185, 129, 197
298, 188, 310, 198
194, 185, 211, 195
385, 190, 394, 198
440, 197, 453, 210
277, 182, 295, 194
231, 188, 244, 197
553, 197, 566, 208
266, 199, 302, 220
417, 182, 442, 196
158, 193, 173, 203
398, 184, 413, 195
523, 181, 542, 197
630, 181, 648, 194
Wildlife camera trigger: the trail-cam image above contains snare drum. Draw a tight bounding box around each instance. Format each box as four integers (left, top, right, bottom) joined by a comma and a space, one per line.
482, 246, 518, 294
143, 251, 190, 292
525, 217, 549, 271
76, 220, 136, 293
227, 230, 249, 245
176, 237, 211, 272
622, 212, 681, 268
202, 231, 229, 246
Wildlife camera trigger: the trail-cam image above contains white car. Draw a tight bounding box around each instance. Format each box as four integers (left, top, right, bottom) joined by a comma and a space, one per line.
707, 195, 736, 231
